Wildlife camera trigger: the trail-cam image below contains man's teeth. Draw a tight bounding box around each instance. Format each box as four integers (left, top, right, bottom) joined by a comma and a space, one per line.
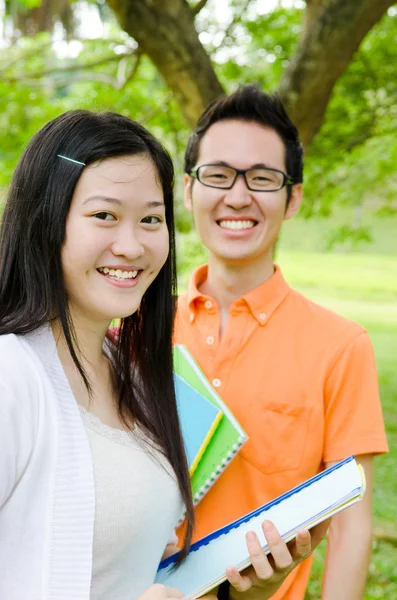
219, 220, 255, 230
98, 267, 139, 280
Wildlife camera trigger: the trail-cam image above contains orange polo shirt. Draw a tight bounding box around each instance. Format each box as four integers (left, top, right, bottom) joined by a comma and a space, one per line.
174, 264, 388, 600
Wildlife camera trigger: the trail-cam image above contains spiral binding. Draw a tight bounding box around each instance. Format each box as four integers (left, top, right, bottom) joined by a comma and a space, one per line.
192, 435, 245, 504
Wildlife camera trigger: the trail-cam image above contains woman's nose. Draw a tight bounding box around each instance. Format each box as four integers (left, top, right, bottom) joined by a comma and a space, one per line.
111, 226, 144, 259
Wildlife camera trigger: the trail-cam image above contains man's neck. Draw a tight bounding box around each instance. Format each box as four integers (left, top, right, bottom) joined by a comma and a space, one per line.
199, 254, 275, 315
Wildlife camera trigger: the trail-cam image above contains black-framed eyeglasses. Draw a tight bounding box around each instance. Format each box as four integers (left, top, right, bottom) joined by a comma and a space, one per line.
190, 164, 294, 192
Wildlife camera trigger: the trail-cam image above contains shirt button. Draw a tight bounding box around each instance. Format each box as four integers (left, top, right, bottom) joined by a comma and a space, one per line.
212, 378, 221, 388
259, 312, 267, 322
189, 313, 194, 323
205, 300, 212, 309
206, 336, 214, 345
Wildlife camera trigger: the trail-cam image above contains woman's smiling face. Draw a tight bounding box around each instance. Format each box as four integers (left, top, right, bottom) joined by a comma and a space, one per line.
61, 154, 169, 327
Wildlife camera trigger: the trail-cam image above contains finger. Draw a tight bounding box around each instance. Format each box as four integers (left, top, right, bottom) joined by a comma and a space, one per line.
291, 529, 311, 561
262, 521, 293, 571
245, 530, 274, 580
225, 565, 253, 593
309, 518, 331, 549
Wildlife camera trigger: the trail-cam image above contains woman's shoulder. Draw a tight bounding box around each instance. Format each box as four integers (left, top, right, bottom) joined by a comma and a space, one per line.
0, 331, 46, 404
0, 331, 30, 367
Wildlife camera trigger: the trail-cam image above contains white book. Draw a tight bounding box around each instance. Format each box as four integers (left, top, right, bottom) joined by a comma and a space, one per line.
155, 456, 366, 599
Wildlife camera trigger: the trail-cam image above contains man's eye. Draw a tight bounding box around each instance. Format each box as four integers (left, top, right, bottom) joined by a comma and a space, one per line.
141, 215, 163, 224
209, 173, 227, 179
253, 175, 271, 181
94, 212, 115, 221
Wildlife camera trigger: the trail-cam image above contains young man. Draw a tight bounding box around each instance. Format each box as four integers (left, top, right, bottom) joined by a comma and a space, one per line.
174, 85, 388, 600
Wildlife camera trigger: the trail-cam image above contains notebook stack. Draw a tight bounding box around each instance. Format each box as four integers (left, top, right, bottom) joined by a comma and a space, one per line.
156, 456, 366, 599
174, 344, 248, 505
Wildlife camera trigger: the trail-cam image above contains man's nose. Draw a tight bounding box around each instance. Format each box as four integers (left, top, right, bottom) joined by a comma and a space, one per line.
223, 173, 252, 209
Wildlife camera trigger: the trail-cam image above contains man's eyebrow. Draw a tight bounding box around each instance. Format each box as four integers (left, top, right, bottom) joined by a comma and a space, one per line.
83, 195, 165, 208
249, 162, 277, 170
209, 161, 278, 170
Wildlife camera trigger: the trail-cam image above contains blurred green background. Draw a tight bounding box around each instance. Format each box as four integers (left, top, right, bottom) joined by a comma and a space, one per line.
1, 1, 396, 597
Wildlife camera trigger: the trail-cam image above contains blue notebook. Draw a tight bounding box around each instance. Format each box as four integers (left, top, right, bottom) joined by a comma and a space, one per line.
155, 456, 366, 599
174, 345, 248, 503
174, 373, 223, 475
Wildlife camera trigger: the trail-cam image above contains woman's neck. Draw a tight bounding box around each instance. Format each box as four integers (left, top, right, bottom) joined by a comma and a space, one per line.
51, 312, 110, 372
51, 314, 126, 428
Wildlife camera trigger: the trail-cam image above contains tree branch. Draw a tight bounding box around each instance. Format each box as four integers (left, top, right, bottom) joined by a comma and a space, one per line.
1, 51, 135, 82
106, 0, 224, 126
191, 0, 209, 17
279, 0, 395, 148
214, 0, 252, 50
0, 37, 136, 73
302, 0, 326, 35
9, 73, 120, 89
0, 39, 56, 71
118, 49, 143, 89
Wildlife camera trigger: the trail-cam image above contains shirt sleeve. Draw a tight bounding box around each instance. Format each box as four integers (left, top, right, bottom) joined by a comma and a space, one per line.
323, 330, 388, 463
0, 383, 33, 506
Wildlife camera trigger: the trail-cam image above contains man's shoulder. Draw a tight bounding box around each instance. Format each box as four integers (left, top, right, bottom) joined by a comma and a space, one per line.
286, 286, 366, 342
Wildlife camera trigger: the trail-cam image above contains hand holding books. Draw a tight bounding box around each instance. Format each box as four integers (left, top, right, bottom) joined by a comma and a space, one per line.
156, 457, 365, 599
226, 518, 331, 599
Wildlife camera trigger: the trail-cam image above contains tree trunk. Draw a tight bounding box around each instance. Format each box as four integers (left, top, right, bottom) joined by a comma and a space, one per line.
106, 0, 224, 127
302, 0, 325, 36
106, 0, 393, 147
6, 0, 73, 37
279, 0, 395, 148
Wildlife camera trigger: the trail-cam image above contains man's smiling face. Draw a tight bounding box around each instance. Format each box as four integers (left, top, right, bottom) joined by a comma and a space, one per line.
184, 119, 302, 269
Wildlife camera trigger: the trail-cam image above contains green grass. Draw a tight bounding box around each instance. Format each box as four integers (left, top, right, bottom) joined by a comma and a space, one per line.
279, 210, 397, 256
176, 231, 397, 599
282, 255, 397, 600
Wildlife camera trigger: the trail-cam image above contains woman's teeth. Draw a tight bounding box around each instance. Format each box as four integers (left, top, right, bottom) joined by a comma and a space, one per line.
98, 267, 139, 280
219, 220, 255, 230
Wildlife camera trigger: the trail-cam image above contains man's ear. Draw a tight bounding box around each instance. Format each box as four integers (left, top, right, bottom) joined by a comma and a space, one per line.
184, 173, 194, 212
284, 184, 303, 220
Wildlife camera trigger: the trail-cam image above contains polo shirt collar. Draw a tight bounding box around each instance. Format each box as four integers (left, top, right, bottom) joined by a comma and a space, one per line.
187, 264, 290, 324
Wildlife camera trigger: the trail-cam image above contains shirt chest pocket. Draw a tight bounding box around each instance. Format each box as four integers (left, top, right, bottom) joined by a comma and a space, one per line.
239, 399, 312, 474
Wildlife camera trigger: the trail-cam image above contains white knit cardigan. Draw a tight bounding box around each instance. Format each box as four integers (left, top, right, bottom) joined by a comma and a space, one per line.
0, 325, 96, 599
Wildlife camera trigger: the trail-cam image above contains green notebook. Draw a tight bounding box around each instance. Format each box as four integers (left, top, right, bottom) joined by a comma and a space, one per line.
174, 345, 248, 504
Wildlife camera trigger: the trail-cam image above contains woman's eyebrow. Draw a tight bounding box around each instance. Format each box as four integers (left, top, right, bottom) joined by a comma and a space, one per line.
83, 195, 122, 206
83, 196, 164, 208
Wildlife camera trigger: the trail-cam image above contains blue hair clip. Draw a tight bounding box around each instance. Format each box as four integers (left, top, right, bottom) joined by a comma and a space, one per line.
57, 154, 85, 166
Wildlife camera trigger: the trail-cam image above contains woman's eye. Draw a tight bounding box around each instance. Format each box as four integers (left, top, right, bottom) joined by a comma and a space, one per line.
141, 215, 163, 225
94, 212, 115, 221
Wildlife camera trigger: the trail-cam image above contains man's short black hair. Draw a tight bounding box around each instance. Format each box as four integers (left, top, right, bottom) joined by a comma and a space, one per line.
184, 84, 303, 201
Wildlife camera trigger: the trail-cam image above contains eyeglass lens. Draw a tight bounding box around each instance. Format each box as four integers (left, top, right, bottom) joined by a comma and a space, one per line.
198, 165, 284, 190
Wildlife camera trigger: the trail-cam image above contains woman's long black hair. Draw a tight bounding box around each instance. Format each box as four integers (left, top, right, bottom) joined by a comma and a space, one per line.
0, 110, 194, 559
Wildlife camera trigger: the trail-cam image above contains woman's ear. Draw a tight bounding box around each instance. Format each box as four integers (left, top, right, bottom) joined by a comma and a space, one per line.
284, 184, 303, 220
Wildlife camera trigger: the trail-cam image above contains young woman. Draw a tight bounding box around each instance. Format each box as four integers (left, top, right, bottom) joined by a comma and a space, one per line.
0, 109, 322, 600
0, 110, 194, 600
